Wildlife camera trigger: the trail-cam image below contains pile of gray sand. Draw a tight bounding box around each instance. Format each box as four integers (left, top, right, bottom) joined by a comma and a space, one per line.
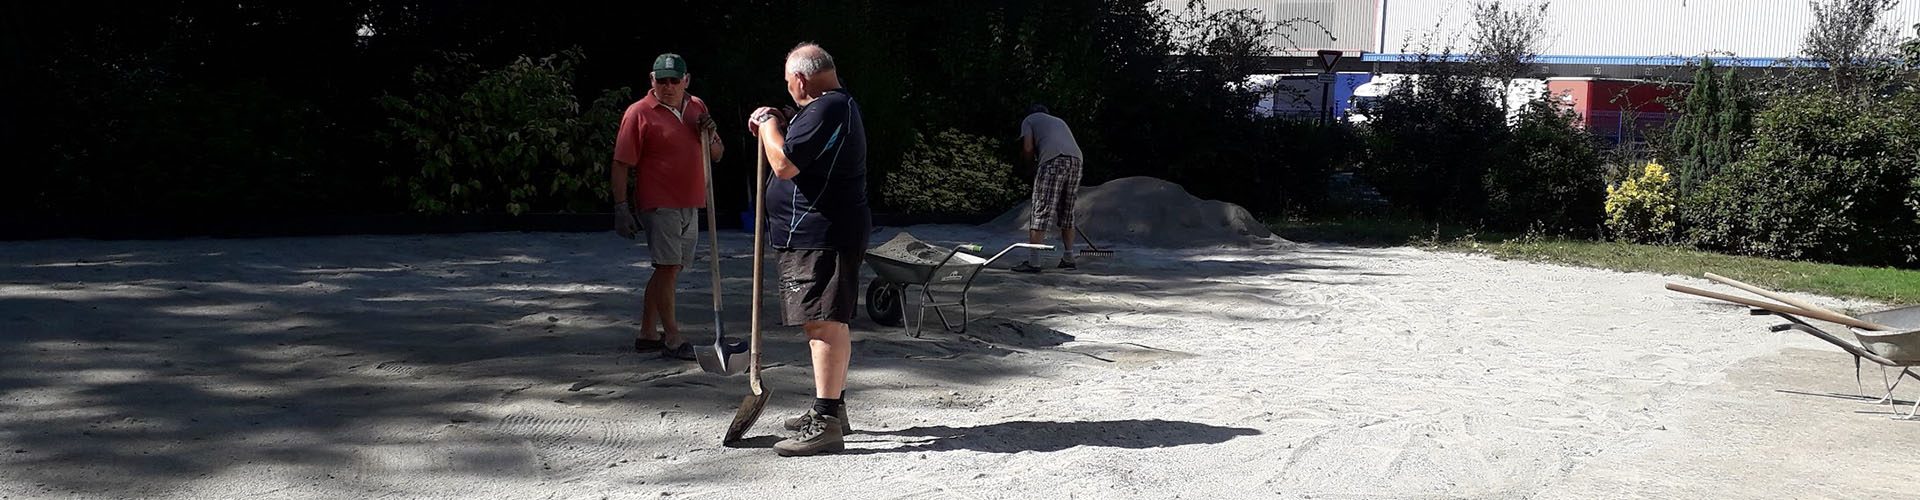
984, 176, 1290, 248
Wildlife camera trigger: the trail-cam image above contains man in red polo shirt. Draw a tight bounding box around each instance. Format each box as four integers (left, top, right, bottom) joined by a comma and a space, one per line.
612, 53, 723, 361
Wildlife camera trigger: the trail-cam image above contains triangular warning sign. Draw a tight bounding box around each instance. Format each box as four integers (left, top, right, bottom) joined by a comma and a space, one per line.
1318, 50, 1343, 70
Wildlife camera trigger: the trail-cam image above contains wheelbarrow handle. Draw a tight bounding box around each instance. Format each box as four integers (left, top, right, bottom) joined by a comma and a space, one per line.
1011, 243, 1054, 250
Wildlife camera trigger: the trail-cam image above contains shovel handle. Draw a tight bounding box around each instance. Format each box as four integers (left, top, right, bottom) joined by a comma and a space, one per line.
703, 130, 726, 322
748, 133, 767, 394
1666, 283, 1891, 330
1703, 273, 1844, 318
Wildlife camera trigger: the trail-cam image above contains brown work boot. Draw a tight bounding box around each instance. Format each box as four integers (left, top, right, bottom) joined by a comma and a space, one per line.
782, 407, 852, 435
774, 415, 845, 457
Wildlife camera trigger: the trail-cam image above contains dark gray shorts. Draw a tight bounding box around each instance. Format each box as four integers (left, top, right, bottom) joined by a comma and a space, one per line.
776, 248, 863, 327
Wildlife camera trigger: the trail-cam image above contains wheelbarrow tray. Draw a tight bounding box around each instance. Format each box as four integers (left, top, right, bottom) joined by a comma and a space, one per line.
865, 250, 988, 287
1854, 305, 1920, 363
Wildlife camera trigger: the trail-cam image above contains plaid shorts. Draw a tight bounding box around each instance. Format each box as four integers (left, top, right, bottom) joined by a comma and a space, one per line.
1029, 155, 1084, 231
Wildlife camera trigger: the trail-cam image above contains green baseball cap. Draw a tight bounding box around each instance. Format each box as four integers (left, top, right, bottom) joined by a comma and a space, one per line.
652, 53, 688, 79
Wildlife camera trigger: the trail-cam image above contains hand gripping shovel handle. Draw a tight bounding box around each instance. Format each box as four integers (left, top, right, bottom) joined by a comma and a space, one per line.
724, 134, 772, 444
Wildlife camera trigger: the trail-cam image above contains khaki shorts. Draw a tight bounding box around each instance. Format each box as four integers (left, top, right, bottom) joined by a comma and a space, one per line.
640, 207, 699, 267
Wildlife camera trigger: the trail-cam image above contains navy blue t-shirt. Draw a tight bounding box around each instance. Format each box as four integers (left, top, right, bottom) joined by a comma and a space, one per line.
768, 89, 872, 250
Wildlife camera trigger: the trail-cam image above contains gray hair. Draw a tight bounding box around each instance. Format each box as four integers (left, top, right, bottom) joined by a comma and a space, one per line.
785, 43, 836, 77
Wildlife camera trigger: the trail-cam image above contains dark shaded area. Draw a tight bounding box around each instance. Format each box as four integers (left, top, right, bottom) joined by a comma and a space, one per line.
4, 1, 1360, 238
724, 419, 1262, 454
852, 419, 1262, 454
0, 212, 994, 241
0, 230, 1375, 495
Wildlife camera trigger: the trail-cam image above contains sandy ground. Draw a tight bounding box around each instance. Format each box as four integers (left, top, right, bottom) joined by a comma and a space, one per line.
1, 225, 1915, 499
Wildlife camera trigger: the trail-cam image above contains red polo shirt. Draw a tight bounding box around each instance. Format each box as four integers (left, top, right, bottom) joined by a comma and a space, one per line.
613, 92, 709, 210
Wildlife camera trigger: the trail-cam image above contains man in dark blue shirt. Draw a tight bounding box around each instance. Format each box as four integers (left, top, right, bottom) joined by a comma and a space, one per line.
747, 42, 871, 457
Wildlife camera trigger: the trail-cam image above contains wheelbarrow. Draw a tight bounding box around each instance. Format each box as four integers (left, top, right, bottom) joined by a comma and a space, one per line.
864, 235, 1050, 337
1668, 274, 1920, 419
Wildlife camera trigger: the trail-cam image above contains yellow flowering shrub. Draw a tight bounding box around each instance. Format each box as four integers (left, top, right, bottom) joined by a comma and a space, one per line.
1604, 162, 1678, 243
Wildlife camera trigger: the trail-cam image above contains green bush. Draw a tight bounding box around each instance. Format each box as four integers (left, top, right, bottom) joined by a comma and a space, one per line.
1906, 23, 1920, 69
31, 61, 360, 215
1246, 118, 1357, 215
1660, 59, 1756, 194
1357, 70, 1508, 221
1486, 96, 1606, 233
379, 49, 629, 215
882, 129, 1025, 216
1683, 91, 1920, 265
1605, 162, 1679, 243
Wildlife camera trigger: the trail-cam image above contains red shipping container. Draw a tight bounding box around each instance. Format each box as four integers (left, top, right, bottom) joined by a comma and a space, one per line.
1546, 78, 1683, 143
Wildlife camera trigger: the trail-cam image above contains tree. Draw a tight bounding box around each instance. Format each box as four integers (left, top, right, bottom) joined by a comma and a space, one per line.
1802, 0, 1905, 92
1468, 0, 1551, 114
1665, 59, 1756, 194
1901, 22, 1920, 74
9, 0, 1305, 220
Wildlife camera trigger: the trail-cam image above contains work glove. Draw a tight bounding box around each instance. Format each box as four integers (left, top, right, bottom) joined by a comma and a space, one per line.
614, 201, 640, 239
696, 113, 722, 151
697, 112, 719, 137
747, 106, 790, 137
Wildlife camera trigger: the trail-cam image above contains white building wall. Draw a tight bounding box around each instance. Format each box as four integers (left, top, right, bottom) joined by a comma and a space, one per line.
1380, 0, 1920, 59
1165, 1, 1920, 59
1161, 0, 1382, 53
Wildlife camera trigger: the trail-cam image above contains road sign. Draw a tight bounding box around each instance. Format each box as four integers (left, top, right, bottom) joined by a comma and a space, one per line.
1317, 50, 1343, 71
1316, 50, 1343, 125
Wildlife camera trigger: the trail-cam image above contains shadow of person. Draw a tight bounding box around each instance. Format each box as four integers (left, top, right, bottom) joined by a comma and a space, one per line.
842, 419, 1260, 455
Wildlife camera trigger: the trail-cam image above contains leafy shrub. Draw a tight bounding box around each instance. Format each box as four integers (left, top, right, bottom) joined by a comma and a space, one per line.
1605, 162, 1679, 243
31, 60, 357, 215
1357, 70, 1508, 221
1246, 119, 1358, 216
1486, 96, 1606, 233
380, 49, 629, 215
1906, 23, 1920, 69
1660, 59, 1756, 194
883, 129, 1025, 216
1682, 91, 1920, 264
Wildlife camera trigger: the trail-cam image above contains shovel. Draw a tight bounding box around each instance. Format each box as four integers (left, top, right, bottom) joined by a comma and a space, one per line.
1665, 282, 1891, 330
696, 129, 750, 375
723, 138, 772, 444
1700, 272, 1880, 326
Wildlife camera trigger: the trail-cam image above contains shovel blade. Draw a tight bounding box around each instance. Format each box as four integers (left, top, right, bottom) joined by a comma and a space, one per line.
696, 340, 750, 375
723, 390, 770, 444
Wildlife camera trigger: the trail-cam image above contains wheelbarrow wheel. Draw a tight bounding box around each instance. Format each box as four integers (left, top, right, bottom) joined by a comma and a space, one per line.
865, 278, 904, 327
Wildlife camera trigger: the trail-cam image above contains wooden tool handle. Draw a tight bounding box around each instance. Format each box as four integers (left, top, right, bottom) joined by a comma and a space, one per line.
1666, 283, 1891, 330
1703, 273, 1842, 318
703, 131, 724, 314
748, 137, 767, 393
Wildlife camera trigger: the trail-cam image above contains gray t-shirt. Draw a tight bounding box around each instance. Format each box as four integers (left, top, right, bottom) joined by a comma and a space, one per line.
1019, 112, 1083, 163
